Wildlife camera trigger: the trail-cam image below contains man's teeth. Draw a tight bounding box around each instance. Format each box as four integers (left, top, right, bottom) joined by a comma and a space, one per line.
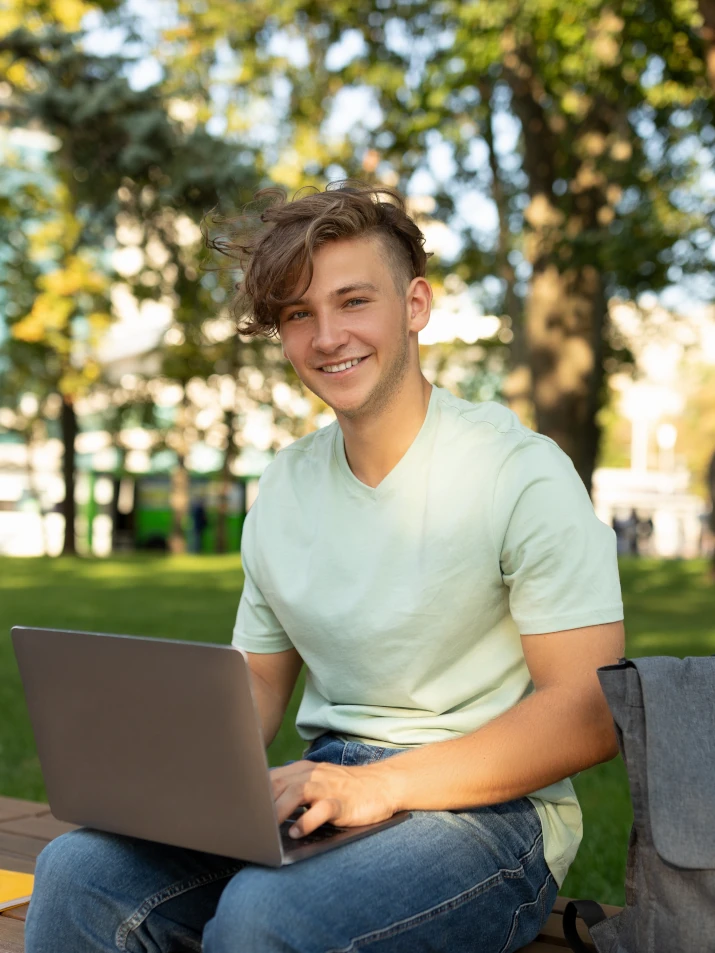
322, 357, 362, 373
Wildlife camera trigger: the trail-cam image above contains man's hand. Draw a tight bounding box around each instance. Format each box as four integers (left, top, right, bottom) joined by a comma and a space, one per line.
270, 760, 399, 838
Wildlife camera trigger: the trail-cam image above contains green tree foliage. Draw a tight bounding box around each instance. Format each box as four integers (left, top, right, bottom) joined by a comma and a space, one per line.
0, 26, 129, 553
0, 14, 258, 553
0, 158, 70, 543
4, 0, 714, 541
160, 0, 714, 493
107, 135, 259, 553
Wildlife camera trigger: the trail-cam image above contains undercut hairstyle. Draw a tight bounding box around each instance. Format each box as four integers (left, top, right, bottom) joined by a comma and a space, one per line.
205, 181, 430, 337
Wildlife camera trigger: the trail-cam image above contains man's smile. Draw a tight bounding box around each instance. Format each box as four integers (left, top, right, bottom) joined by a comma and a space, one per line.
317, 356, 370, 375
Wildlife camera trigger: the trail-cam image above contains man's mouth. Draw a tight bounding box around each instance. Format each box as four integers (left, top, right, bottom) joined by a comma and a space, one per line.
318, 356, 368, 374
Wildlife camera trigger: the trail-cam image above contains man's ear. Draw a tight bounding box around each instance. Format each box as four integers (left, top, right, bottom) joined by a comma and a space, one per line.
407, 277, 432, 335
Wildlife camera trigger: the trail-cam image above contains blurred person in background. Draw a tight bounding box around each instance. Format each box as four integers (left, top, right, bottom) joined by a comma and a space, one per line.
190, 490, 209, 554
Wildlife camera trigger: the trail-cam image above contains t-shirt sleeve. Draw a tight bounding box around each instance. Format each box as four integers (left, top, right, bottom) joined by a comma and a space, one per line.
492, 434, 624, 635
232, 503, 294, 654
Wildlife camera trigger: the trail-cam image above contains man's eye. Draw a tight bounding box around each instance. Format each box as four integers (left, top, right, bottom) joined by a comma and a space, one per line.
346, 298, 368, 307
287, 310, 309, 321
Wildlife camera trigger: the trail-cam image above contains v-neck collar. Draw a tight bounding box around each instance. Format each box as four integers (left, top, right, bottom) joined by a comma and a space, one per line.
332, 385, 438, 500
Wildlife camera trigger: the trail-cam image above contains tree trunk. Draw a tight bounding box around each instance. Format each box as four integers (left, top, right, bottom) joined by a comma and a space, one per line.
505, 45, 613, 493
526, 263, 606, 497
698, 0, 715, 92
481, 81, 533, 427
502, 316, 533, 428
169, 460, 189, 554
215, 408, 237, 554
60, 395, 78, 556
169, 391, 190, 554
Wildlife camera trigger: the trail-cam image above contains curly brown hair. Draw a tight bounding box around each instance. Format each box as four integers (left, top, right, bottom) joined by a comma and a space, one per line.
205, 181, 430, 337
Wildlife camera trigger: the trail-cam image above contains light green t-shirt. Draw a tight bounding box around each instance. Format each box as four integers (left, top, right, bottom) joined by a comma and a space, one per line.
233, 385, 624, 886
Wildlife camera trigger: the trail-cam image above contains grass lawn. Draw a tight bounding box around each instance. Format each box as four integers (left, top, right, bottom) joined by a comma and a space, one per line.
2, 554, 714, 905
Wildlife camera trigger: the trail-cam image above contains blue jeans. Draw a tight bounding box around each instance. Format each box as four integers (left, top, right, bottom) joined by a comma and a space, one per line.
26, 735, 557, 953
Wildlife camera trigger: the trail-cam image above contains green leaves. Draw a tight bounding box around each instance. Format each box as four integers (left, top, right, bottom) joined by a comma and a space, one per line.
2, 0, 714, 497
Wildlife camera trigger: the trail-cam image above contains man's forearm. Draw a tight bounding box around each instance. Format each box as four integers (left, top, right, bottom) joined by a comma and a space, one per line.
249, 670, 288, 747
372, 685, 618, 813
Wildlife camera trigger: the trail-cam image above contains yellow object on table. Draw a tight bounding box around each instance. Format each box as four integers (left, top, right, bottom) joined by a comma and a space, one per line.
0, 870, 34, 910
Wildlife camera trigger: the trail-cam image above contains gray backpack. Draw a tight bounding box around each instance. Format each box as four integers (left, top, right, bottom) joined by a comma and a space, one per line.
563, 656, 715, 952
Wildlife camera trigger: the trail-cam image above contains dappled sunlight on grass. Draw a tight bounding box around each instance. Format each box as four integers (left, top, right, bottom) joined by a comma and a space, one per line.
633, 630, 715, 652
563, 757, 632, 906
622, 558, 715, 658
2, 555, 245, 589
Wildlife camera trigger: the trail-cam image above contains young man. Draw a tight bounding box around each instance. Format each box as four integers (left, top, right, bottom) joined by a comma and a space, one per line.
27, 183, 624, 953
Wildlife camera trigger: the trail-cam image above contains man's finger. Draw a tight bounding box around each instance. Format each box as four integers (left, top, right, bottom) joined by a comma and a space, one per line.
270, 761, 313, 798
270, 770, 298, 798
270, 760, 311, 783
274, 780, 318, 825
288, 798, 339, 838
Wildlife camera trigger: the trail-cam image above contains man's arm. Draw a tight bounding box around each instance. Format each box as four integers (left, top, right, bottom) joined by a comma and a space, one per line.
246, 648, 303, 748
271, 621, 624, 834
376, 619, 624, 812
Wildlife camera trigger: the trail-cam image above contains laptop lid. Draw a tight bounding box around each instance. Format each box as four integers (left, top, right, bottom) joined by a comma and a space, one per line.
12, 626, 283, 866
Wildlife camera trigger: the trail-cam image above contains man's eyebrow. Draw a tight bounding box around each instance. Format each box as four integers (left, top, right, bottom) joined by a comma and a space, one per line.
330, 282, 379, 298
283, 282, 379, 310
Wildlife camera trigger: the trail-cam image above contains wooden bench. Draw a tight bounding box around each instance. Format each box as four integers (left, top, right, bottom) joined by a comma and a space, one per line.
0, 796, 619, 952
0, 797, 74, 953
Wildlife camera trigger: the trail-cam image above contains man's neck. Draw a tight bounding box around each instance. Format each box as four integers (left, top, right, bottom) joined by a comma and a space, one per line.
338, 374, 433, 488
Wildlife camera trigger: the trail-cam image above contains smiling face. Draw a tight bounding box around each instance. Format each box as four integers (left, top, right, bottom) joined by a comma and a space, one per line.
279, 236, 432, 421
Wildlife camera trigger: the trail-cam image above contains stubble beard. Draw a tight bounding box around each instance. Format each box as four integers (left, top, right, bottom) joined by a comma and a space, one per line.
337, 321, 411, 421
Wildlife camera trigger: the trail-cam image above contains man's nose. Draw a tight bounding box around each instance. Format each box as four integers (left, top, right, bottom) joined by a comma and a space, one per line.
312, 315, 349, 353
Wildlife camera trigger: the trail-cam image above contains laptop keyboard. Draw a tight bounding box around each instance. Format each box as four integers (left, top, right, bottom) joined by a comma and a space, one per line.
280, 818, 348, 849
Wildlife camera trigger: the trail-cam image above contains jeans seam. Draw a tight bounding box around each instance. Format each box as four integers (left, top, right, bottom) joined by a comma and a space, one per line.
496, 868, 554, 953
325, 830, 544, 953
114, 864, 241, 951
540, 872, 555, 925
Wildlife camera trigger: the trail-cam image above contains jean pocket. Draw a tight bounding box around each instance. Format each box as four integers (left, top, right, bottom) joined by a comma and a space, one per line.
461, 798, 542, 847
303, 734, 345, 763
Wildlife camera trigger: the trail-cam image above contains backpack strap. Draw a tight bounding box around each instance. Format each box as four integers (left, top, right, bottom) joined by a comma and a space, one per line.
562, 899, 607, 951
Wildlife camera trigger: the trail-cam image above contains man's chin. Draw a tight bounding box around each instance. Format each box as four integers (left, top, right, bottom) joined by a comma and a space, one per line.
313, 388, 370, 420
312, 371, 403, 421
323, 396, 366, 420
334, 403, 364, 420
306, 378, 369, 418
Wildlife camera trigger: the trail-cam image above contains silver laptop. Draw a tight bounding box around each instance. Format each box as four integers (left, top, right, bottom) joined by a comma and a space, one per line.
11, 626, 409, 866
